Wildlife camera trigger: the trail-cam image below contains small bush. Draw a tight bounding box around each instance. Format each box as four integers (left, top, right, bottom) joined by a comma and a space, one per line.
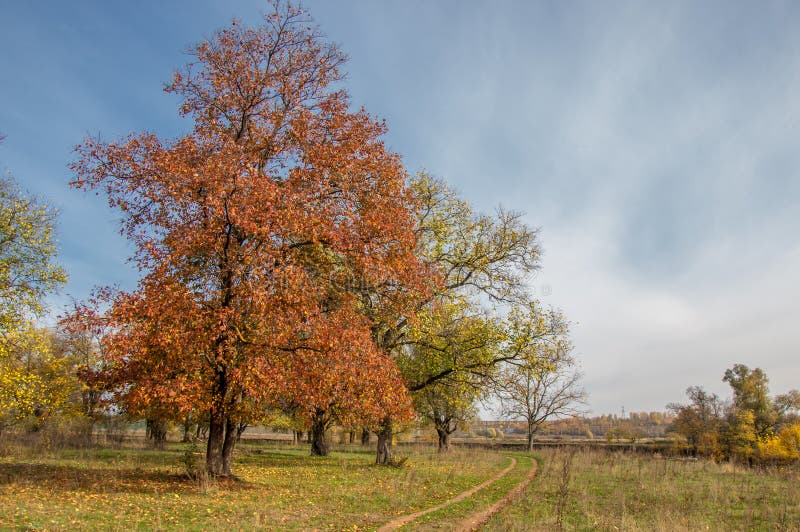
180, 440, 203, 479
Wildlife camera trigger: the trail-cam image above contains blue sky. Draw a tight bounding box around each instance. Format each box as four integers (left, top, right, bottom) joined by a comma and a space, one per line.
2, 1, 799, 415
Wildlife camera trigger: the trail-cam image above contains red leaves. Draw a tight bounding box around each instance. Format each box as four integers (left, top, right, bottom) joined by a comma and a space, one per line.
271, 307, 414, 428
68, 3, 428, 431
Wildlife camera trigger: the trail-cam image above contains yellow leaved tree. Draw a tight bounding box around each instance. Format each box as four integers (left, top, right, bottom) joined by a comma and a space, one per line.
0, 173, 68, 434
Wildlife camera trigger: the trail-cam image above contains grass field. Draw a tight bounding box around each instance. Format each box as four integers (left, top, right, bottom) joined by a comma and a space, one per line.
488, 447, 800, 531
2, 440, 799, 530
0, 441, 507, 531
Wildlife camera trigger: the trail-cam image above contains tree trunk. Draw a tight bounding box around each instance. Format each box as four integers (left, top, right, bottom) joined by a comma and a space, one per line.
294, 431, 303, 445
206, 408, 226, 476
376, 420, 393, 465
182, 417, 192, 443
307, 431, 312, 444
310, 413, 329, 456
81, 419, 95, 447
221, 417, 237, 476
436, 427, 451, 453
206, 367, 230, 476
349, 430, 356, 444
527, 429, 534, 452
235, 421, 248, 442
146, 418, 168, 449
361, 428, 370, 446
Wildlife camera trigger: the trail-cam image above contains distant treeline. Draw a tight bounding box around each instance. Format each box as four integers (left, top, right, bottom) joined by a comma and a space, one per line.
474, 411, 674, 440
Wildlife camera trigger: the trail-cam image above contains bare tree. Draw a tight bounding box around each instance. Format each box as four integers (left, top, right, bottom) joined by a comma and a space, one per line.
495, 351, 586, 451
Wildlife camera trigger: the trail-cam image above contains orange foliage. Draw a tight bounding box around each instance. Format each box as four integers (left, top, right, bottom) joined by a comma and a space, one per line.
66, 2, 427, 475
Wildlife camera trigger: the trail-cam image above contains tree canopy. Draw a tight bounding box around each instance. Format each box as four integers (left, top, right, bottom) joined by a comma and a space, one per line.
0, 177, 66, 337
68, 2, 427, 476
0, 175, 67, 431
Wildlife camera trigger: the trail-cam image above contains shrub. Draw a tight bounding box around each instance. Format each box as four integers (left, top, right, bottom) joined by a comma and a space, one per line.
758, 423, 800, 463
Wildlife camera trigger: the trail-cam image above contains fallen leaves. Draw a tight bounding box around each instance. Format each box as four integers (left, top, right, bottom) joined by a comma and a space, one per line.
0, 445, 506, 530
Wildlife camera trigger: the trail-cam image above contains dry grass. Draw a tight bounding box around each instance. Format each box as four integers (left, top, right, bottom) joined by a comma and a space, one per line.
487, 447, 800, 531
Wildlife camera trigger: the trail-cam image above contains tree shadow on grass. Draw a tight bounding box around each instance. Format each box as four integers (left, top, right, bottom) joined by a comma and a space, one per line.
0, 445, 381, 496
237, 448, 377, 470
0, 462, 255, 494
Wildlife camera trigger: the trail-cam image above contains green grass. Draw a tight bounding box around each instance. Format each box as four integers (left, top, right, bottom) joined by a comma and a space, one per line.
6, 441, 796, 531
487, 447, 800, 531
400, 453, 534, 531
0, 441, 506, 531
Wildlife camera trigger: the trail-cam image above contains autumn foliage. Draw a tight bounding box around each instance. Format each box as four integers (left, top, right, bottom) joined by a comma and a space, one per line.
67, 3, 427, 475
0, 175, 69, 432
669, 365, 800, 464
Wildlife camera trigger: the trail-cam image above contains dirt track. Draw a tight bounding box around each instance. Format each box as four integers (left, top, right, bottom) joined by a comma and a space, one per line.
376, 454, 538, 531
455, 457, 538, 531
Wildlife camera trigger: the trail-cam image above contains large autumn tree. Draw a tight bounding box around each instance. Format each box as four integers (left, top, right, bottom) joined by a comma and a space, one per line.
69, 2, 426, 476
723, 364, 777, 439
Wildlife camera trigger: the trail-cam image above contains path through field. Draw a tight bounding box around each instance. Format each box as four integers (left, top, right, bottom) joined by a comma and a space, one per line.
455, 456, 538, 531
377, 454, 537, 531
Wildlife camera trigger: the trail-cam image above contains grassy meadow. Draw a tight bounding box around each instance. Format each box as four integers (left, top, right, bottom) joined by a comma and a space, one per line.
2, 438, 799, 531
488, 447, 800, 531
0, 440, 508, 531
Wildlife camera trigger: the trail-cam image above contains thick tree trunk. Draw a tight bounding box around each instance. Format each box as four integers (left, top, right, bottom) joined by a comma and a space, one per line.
376, 420, 393, 465
206, 367, 229, 476
206, 368, 240, 477
436, 427, 451, 453
527, 429, 534, 452
361, 428, 370, 446
206, 408, 226, 476
349, 430, 356, 444
307, 431, 312, 444
310, 413, 329, 456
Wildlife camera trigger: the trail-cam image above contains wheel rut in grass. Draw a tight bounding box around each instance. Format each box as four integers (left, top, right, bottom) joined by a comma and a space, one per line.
454, 456, 538, 531
376, 455, 518, 532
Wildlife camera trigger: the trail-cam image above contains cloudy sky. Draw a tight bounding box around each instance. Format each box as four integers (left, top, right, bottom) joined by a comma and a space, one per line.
1, 1, 798, 415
